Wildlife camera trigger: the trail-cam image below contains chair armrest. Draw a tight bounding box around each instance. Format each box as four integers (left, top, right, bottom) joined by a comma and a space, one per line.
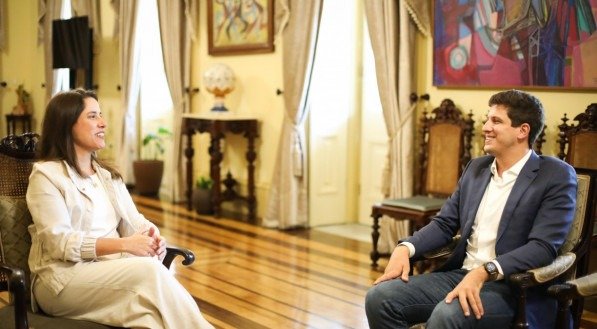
549, 272, 597, 299
510, 252, 576, 286
548, 283, 581, 301
0, 263, 29, 329
162, 246, 196, 269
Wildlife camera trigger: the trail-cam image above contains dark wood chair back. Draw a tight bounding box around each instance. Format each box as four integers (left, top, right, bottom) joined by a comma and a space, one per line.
370, 99, 474, 269
418, 98, 474, 197
558, 103, 597, 170
0, 133, 38, 291
533, 126, 546, 155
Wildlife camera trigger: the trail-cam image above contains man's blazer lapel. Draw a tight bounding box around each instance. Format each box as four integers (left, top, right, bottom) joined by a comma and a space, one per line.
496, 152, 540, 243
461, 164, 492, 241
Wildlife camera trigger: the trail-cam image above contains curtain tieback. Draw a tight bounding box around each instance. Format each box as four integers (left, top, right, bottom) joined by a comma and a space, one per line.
292, 126, 304, 177
390, 102, 417, 142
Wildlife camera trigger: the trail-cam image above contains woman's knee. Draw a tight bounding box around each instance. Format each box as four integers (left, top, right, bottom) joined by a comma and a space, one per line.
124, 257, 170, 285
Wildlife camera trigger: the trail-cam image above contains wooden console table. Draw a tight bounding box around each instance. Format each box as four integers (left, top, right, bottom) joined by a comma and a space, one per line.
182, 114, 258, 222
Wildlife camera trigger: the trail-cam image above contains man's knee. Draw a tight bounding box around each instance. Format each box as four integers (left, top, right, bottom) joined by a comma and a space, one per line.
365, 283, 399, 328
427, 300, 472, 329
365, 284, 384, 315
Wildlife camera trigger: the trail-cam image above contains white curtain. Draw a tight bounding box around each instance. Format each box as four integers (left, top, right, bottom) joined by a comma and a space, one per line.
116, 0, 141, 183
364, 0, 426, 253
71, 0, 101, 44
262, 0, 323, 229
157, 0, 197, 201
38, 0, 63, 100
404, 0, 431, 38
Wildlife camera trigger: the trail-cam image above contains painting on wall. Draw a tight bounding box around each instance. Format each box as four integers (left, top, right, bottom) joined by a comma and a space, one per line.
433, 0, 597, 89
207, 0, 274, 56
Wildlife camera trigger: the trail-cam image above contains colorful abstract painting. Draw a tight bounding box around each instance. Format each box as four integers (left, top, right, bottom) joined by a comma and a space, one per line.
433, 0, 597, 89
207, 0, 274, 56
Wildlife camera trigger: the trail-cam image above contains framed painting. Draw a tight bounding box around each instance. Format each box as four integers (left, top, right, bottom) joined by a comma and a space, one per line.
207, 0, 274, 56
433, 0, 597, 90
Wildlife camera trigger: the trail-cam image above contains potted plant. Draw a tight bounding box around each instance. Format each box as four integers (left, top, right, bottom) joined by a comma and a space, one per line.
132, 127, 172, 196
192, 176, 214, 214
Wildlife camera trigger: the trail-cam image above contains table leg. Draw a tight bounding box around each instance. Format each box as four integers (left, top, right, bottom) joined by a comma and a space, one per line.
209, 136, 223, 217
184, 131, 195, 210
370, 211, 382, 268
246, 134, 257, 223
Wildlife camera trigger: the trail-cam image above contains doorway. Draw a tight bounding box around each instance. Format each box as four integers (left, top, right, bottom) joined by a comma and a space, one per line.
308, 0, 386, 227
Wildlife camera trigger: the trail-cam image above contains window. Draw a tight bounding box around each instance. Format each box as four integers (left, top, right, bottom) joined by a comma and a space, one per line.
136, 0, 173, 159
53, 0, 73, 94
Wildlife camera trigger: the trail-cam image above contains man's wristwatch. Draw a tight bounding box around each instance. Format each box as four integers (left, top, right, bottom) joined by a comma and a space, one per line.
483, 261, 499, 281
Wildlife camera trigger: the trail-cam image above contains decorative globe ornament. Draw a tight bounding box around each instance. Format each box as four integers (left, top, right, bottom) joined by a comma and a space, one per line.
203, 63, 236, 112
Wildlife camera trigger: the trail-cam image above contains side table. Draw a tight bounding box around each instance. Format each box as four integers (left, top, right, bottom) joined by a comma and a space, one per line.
182, 114, 258, 222
370, 203, 439, 268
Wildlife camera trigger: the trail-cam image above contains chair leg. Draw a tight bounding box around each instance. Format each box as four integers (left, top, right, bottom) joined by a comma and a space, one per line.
555, 297, 572, 329
370, 214, 382, 267
570, 299, 583, 329
513, 286, 529, 329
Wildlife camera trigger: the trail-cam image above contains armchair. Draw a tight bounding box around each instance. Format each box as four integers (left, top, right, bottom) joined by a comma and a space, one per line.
370, 98, 474, 268
0, 133, 196, 329
418, 167, 596, 329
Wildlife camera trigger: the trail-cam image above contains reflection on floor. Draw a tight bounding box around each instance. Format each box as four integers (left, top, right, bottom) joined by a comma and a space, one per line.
312, 223, 371, 243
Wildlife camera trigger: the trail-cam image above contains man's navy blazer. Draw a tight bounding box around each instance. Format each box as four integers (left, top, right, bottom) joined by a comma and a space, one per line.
405, 151, 577, 328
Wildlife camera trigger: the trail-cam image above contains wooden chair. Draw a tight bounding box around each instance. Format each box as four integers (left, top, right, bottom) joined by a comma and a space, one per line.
0, 133, 196, 329
548, 272, 597, 329
370, 99, 474, 267
556, 103, 597, 328
416, 167, 596, 329
508, 168, 596, 328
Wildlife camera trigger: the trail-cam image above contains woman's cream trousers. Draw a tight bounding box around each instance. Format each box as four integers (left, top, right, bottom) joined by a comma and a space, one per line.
33, 257, 213, 329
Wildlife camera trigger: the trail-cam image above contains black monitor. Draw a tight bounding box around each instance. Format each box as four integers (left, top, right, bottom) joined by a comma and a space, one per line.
52, 16, 93, 89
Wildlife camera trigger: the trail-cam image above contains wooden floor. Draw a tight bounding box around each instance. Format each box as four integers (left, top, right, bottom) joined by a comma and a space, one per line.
132, 195, 597, 329
2, 194, 596, 328
133, 195, 375, 329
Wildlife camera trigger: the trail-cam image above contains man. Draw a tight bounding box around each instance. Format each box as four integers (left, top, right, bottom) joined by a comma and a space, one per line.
365, 90, 577, 329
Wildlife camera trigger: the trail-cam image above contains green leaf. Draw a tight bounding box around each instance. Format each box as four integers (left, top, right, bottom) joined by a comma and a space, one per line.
157, 127, 173, 136
141, 127, 171, 160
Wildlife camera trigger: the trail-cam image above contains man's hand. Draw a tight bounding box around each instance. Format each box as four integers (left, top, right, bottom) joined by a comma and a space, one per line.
373, 245, 410, 284
445, 267, 489, 319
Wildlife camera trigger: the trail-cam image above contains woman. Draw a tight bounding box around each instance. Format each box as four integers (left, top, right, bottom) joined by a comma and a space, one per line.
26, 89, 213, 328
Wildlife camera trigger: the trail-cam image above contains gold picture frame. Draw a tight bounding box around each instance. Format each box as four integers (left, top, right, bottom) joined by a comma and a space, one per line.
207, 0, 275, 56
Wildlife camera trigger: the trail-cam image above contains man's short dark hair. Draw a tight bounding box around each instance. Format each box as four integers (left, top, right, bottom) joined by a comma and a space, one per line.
488, 89, 545, 148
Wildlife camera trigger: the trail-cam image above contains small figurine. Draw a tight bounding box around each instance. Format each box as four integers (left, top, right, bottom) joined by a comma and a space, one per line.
12, 84, 31, 115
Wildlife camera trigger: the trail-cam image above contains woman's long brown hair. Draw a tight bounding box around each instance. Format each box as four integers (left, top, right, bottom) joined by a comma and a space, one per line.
39, 89, 122, 179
